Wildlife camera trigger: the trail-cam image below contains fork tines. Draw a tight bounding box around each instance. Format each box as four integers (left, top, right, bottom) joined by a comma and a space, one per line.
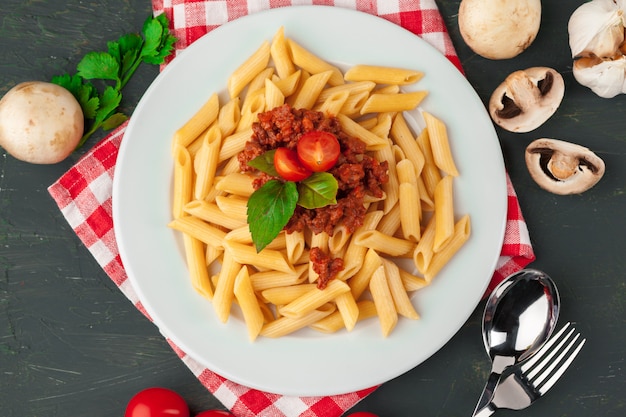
520, 322, 586, 394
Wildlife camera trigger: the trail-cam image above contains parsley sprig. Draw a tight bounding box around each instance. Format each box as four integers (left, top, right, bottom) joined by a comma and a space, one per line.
52, 14, 176, 148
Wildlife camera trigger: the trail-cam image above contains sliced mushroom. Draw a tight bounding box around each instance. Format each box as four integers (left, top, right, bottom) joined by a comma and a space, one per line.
525, 138, 605, 195
489, 67, 565, 133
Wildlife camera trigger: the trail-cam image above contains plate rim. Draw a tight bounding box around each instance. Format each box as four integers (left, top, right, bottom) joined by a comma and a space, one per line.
113, 5, 507, 396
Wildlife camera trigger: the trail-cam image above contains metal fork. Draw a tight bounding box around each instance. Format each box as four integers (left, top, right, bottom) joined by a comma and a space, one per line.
473, 322, 586, 416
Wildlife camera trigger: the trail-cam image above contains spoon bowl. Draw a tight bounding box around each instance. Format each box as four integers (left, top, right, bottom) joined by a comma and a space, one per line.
472, 268, 560, 416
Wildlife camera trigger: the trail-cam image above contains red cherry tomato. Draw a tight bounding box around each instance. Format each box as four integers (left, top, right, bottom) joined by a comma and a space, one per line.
196, 410, 235, 417
274, 147, 312, 181
124, 387, 190, 417
345, 412, 379, 417
296, 131, 341, 172
195, 411, 235, 417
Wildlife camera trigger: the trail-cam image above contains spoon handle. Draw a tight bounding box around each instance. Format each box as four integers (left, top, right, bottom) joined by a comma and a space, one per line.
471, 371, 501, 417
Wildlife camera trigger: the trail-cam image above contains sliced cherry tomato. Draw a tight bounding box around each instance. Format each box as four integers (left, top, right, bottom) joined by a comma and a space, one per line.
124, 387, 189, 417
345, 412, 379, 417
274, 147, 312, 181
296, 131, 341, 172
195, 411, 235, 417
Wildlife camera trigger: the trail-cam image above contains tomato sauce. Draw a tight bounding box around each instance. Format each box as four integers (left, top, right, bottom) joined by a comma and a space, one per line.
238, 104, 389, 288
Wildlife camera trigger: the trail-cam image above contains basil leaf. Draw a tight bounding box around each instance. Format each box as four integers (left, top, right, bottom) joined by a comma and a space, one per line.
247, 180, 298, 252
247, 150, 279, 177
297, 172, 338, 209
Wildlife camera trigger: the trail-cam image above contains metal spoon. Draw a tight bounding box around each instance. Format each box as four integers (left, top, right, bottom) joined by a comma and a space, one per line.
471, 268, 560, 417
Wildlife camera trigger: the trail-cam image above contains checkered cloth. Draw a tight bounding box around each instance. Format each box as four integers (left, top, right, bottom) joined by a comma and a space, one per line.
48, 1, 535, 416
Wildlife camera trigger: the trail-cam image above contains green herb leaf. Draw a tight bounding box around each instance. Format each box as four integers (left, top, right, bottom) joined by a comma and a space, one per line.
101, 113, 128, 130
51, 15, 177, 150
117, 33, 143, 77
247, 180, 298, 252
141, 16, 164, 58
297, 172, 338, 209
76, 51, 120, 82
247, 150, 279, 177
94, 86, 123, 124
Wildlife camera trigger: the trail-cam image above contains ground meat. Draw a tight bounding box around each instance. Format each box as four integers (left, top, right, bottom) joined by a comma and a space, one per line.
310, 247, 344, 290
238, 104, 389, 287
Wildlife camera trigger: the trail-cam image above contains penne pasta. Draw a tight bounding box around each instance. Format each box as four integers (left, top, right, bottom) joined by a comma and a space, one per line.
344, 64, 424, 85
337, 113, 388, 151
396, 158, 421, 242
360, 91, 428, 114
433, 175, 455, 253
270, 26, 296, 79
423, 111, 459, 176
228, 40, 271, 98
233, 266, 265, 341
212, 250, 241, 323
334, 291, 360, 331
260, 303, 336, 338
289, 70, 332, 109
171, 145, 193, 219
182, 234, 213, 300
390, 112, 425, 175
169, 26, 470, 340
173, 93, 219, 149
224, 240, 295, 274
309, 300, 377, 333
193, 125, 222, 201
168, 216, 227, 249
183, 200, 246, 230
280, 279, 350, 319
425, 215, 471, 281
382, 258, 419, 320
287, 39, 344, 86
353, 230, 415, 257
369, 265, 398, 337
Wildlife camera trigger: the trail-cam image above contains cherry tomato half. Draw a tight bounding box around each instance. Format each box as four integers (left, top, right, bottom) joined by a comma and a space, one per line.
345, 412, 379, 417
195, 411, 235, 417
297, 131, 341, 172
274, 147, 312, 181
124, 387, 190, 417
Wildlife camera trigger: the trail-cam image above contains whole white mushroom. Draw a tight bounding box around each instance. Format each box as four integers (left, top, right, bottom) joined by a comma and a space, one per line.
458, 0, 542, 60
0, 81, 84, 164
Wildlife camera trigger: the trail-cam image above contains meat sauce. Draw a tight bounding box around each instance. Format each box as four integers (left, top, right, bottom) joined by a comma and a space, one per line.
238, 104, 389, 288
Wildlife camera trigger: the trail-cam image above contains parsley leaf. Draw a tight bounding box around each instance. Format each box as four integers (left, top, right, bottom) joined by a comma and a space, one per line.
77, 52, 120, 82
51, 14, 177, 149
247, 180, 298, 252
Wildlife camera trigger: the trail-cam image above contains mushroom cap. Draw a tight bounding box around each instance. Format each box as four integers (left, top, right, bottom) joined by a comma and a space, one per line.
525, 138, 605, 195
458, 0, 542, 60
0, 81, 84, 164
489, 67, 565, 133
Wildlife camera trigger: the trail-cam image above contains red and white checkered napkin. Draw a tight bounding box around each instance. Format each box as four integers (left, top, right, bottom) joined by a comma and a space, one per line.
48, 1, 535, 416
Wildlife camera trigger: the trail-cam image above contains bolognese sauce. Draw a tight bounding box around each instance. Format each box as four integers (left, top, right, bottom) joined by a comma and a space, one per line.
238, 104, 389, 288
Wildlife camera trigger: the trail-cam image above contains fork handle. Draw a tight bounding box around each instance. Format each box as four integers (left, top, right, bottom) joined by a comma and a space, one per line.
471, 371, 501, 417
473, 403, 497, 417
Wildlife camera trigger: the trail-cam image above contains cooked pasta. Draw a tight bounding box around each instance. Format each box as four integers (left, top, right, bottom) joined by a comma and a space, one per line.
168, 26, 471, 340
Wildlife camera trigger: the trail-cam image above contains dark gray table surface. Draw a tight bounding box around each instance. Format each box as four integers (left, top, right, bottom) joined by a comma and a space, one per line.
1, 1, 624, 416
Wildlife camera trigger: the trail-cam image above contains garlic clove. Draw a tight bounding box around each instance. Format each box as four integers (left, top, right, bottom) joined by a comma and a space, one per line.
568, 0, 625, 59
573, 55, 626, 98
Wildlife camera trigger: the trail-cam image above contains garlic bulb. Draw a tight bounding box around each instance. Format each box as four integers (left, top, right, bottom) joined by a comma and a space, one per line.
568, 0, 626, 97
568, 0, 625, 58
573, 55, 626, 98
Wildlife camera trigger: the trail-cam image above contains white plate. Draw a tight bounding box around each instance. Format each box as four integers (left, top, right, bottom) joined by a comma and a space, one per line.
113, 6, 506, 396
